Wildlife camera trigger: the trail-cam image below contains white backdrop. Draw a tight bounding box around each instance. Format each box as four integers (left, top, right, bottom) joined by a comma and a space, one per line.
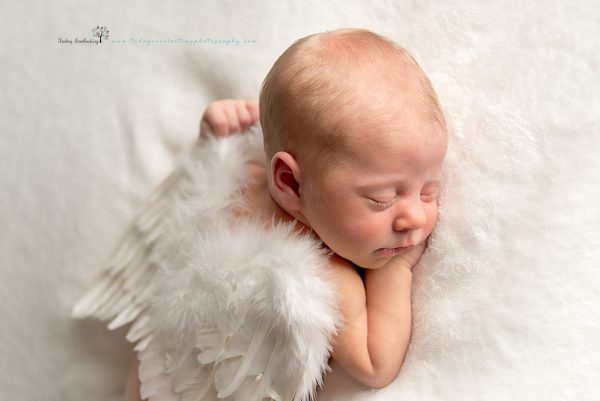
1, 1, 598, 401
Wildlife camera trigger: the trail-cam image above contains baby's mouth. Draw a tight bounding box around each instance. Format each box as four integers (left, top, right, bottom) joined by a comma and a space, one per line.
375, 246, 410, 257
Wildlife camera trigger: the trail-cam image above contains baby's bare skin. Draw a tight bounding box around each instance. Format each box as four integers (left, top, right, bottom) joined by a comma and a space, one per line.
124, 357, 141, 401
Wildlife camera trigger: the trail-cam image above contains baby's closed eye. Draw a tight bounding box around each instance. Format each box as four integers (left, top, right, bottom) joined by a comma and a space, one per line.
420, 190, 438, 202
420, 181, 441, 202
368, 196, 399, 209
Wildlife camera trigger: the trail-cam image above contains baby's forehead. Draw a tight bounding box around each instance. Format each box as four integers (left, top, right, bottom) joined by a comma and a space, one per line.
306, 134, 443, 184
323, 95, 444, 140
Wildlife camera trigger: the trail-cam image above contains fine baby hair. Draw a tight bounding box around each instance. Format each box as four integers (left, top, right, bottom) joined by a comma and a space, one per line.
260, 28, 446, 171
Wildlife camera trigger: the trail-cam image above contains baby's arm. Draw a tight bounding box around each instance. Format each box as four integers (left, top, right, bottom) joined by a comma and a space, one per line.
330, 245, 425, 389
199, 99, 259, 137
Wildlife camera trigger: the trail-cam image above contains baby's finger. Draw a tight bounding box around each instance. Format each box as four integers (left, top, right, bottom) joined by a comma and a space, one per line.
236, 101, 253, 130
223, 104, 241, 135
202, 107, 229, 137
245, 100, 259, 125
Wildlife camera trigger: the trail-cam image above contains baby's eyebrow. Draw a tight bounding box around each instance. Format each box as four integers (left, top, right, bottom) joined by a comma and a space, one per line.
356, 181, 404, 192
357, 178, 441, 191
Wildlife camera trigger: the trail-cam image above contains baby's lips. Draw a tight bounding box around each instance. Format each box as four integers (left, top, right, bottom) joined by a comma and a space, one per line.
375, 246, 411, 257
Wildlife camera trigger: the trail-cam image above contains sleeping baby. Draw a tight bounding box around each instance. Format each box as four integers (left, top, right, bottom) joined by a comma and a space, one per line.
125, 27, 447, 400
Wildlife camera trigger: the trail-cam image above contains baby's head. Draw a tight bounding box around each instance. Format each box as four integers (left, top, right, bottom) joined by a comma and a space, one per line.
259, 28, 448, 269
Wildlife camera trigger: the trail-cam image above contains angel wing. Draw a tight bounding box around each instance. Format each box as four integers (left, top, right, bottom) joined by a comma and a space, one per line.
71, 168, 175, 330
72, 126, 340, 401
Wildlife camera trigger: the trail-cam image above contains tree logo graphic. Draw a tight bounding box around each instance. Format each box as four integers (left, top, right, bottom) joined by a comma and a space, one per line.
92, 26, 109, 43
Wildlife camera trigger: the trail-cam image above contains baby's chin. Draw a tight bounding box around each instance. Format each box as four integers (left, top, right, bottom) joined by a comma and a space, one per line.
349, 238, 431, 270
347, 254, 393, 270
325, 244, 408, 270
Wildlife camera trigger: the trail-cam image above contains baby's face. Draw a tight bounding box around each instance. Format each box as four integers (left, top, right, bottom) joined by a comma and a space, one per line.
299, 115, 447, 270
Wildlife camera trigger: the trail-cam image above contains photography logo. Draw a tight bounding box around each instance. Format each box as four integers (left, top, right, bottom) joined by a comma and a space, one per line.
58, 25, 109, 45
91, 26, 109, 43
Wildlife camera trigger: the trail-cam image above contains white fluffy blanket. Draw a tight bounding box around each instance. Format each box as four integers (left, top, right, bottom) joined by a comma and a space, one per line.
1, 1, 598, 401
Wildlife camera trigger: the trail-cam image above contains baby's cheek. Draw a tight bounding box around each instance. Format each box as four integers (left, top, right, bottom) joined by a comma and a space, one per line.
334, 220, 377, 251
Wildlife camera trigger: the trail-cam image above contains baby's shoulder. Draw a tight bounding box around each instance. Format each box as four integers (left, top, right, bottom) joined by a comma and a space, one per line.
243, 160, 267, 183
326, 254, 366, 326
327, 254, 365, 286
231, 161, 273, 223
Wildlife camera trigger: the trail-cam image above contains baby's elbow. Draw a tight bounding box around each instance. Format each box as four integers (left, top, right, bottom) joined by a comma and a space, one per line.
368, 376, 396, 390
359, 369, 398, 390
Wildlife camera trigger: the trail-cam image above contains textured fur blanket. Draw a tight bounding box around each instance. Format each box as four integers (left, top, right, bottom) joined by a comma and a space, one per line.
72, 127, 341, 401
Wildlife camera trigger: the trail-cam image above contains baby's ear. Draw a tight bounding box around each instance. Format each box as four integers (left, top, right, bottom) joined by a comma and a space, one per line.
271, 152, 302, 210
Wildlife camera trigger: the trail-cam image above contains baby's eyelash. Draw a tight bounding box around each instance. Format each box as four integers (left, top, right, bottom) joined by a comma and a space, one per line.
370, 192, 438, 208
420, 192, 438, 202
369, 197, 398, 208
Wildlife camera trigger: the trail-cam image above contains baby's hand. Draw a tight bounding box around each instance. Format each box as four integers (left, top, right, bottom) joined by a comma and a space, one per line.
391, 241, 427, 272
199, 99, 259, 138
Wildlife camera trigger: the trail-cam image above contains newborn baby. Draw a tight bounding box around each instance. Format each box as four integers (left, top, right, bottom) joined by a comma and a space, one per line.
202, 29, 447, 386
126, 27, 447, 400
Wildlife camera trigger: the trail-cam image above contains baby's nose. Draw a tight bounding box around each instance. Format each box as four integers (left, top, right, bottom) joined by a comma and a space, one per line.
393, 201, 427, 231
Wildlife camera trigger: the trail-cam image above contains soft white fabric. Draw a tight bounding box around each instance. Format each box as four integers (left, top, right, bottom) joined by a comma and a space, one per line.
1, 1, 598, 401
